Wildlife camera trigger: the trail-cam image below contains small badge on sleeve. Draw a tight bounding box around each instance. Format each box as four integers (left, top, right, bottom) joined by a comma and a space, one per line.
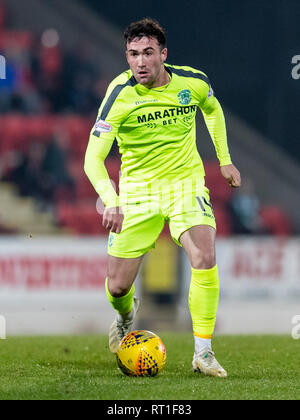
93, 118, 113, 137
208, 86, 214, 98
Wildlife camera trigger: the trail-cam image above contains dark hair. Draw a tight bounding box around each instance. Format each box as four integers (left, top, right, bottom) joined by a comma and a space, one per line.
124, 18, 166, 49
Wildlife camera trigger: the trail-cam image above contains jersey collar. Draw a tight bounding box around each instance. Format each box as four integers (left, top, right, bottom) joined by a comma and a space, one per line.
130, 65, 173, 93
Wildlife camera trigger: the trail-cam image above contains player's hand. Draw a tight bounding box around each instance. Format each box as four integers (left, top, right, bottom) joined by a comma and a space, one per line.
102, 206, 124, 234
220, 164, 241, 188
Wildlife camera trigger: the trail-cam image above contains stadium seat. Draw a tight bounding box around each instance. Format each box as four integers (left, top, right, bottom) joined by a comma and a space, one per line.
0, 30, 32, 49
53, 185, 77, 204
25, 116, 55, 140
213, 203, 233, 236
76, 177, 99, 200
61, 116, 92, 159
260, 205, 292, 235
204, 161, 233, 205
71, 157, 121, 199
56, 202, 107, 235
40, 45, 62, 75
0, 115, 28, 154
0, 115, 57, 157
67, 159, 97, 200
105, 157, 121, 192
62, 116, 91, 139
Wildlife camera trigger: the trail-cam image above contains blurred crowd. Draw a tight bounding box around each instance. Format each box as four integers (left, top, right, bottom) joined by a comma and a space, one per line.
2, 131, 76, 211
0, 2, 105, 116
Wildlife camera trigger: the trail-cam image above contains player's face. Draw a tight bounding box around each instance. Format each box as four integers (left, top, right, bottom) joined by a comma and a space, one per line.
126, 36, 167, 88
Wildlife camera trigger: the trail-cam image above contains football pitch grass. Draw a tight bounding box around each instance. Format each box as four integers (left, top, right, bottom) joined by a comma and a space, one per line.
0, 333, 299, 400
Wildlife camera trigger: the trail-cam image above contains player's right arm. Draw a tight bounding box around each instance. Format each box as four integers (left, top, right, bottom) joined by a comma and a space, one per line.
84, 75, 128, 232
84, 132, 124, 233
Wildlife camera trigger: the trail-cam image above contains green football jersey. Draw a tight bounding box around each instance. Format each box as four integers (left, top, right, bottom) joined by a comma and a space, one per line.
85, 64, 231, 207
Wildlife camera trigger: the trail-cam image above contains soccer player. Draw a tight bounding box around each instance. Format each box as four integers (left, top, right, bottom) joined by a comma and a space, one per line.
84, 18, 241, 378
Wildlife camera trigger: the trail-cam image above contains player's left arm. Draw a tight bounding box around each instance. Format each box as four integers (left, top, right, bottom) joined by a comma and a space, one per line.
199, 83, 241, 188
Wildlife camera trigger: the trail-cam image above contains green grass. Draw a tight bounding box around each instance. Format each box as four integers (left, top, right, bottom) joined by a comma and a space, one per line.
0, 334, 299, 400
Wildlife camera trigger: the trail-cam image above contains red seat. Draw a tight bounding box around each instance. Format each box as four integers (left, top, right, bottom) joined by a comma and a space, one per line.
67, 160, 98, 200
0, 115, 28, 154
69, 157, 120, 200
61, 116, 91, 160
106, 158, 121, 192
76, 177, 98, 200
260, 206, 292, 235
0, 30, 32, 49
56, 202, 107, 235
39, 45, 62, 76
213, 203, 233, 237
204, 161, 233, 205
62, 116, 91, 140
25, 115, 55, 139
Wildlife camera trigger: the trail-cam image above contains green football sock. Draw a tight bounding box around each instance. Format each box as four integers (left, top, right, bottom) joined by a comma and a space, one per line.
105, 277, 135, 316
189, 265, 220, 339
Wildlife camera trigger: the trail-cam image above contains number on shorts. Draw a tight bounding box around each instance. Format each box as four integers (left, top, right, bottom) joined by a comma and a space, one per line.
196, 196, 213, 213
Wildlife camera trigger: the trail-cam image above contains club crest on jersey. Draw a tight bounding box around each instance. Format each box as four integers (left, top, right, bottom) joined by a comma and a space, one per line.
93, 118, 112, 135
177, 89, 192, 105
108, 233, 114, 247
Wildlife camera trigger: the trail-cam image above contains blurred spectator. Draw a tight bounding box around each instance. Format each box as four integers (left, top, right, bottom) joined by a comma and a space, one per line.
61, 43, 101, 114
0, 40, 44, 113
6, 141, 45, 200
41, 129, 76, 205
0, 46, 20, 111
0, 13, 103, 115
0, 0, 8, 29
229, 177, 266, 234
4, 133, 75, 210
37, 29, 64, 112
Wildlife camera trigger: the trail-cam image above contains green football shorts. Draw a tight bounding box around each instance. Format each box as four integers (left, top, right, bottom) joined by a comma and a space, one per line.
107, 178, 216, 259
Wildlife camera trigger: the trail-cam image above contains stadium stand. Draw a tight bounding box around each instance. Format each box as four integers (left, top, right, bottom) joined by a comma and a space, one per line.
0, 0, 294, 236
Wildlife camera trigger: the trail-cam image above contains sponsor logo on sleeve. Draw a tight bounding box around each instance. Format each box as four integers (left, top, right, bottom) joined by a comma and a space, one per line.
208, 86, 214, 98
93, 118, 113, 136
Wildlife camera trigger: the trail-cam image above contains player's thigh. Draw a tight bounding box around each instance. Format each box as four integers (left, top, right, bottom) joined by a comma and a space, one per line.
107, 254, 144, 295
169, 185, 216, 245
179, 225, 216, 269
168, 185, 217, 267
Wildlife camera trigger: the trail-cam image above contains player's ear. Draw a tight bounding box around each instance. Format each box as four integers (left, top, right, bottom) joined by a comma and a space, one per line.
161, 47, 167, 62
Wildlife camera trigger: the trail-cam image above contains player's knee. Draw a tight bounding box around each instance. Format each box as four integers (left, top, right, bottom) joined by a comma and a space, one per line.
107, 277, 130, 298
191, 248, 216, 270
